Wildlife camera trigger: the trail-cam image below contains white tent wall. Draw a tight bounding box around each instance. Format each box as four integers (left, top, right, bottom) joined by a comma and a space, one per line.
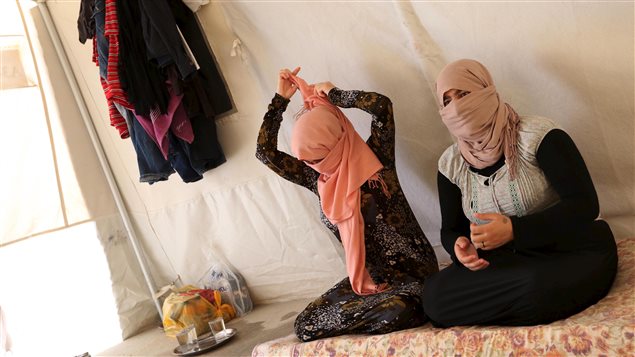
41, 0, 633, 337
43, 0, 353, 310
2, 0, 117, 244
6, 1, 160, 339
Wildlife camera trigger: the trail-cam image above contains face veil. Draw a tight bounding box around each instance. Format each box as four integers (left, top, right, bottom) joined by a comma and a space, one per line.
436, 59, 520, 178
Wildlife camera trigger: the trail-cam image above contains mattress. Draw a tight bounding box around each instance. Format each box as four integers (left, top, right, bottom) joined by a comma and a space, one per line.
252, 238, 635, 357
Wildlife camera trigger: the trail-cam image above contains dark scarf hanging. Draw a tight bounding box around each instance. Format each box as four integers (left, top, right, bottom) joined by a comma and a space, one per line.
77, 0, 96, 44
166, 0, 233, 117
135, 0, 233, 119
116, 0, 169, 116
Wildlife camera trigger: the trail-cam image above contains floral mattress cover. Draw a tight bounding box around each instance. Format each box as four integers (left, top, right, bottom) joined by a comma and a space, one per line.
253, 238, 635, 357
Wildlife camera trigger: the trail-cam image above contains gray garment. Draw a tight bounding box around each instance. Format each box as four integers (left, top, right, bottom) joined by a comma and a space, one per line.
438, 116, 560, 224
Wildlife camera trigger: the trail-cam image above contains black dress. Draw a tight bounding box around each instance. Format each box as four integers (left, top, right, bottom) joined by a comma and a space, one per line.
256, 89, 438, 341
422, 127, 618, 327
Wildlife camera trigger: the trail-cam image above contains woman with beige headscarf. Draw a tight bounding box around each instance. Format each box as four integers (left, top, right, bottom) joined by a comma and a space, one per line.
256, 67, 438, 341
422, 59, 618, 327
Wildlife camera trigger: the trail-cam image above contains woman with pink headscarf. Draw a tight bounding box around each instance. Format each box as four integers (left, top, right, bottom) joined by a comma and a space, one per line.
422, 59, 617, 327
256, 67, 438, 341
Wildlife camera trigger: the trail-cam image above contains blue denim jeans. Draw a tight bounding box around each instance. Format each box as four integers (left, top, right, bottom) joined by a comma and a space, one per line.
93, 0, 108, 79
186, 114, 226, 174
115, 103, 203, 184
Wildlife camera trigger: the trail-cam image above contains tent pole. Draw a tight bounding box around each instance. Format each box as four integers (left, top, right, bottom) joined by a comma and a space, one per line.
34, 0, 164, 321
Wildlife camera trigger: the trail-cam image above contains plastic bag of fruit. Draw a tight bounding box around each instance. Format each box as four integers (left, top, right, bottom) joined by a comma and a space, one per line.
161, 285, 236, 338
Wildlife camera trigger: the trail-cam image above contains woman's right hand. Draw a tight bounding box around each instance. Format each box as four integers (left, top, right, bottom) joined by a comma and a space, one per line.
314, 81, 335, 97
454, 236, 489, 271
277, 67, 301, 99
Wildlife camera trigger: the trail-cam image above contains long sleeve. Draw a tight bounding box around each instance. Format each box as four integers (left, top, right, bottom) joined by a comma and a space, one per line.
510, 129, 600, 251
256, 94, 319, 191
438, 171, 471, 265
328, 88, 395, 168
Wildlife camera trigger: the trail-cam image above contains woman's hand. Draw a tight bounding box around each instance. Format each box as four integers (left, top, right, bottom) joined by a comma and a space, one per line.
470, 212, 514, 250
277, 67, 301, 99
314, 81, 335, 97
454, 236, 489, 271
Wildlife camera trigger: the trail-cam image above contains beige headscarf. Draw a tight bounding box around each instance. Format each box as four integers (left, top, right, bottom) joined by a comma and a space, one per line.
436, 59, 520, 178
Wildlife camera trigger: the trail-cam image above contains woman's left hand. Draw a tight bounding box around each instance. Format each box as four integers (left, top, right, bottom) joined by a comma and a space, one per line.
314, 81, 335, 97
470, 212, 514, 250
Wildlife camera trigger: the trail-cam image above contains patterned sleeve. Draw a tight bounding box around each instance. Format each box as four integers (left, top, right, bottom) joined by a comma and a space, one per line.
255, 93, 319, 192
328, 88, 395, 168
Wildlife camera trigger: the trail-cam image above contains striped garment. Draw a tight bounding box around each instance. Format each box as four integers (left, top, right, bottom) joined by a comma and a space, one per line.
91, 0, 131, 138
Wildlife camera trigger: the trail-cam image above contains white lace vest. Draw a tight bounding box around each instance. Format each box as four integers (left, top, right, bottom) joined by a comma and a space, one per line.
438, 116, 560, 224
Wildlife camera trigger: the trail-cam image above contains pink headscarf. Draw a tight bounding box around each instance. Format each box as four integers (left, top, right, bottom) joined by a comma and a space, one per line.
289, 74, 389, 295
436, 59, 520, 178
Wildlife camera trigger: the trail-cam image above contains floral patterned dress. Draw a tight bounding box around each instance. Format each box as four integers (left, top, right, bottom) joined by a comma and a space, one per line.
256, 88, 438, 342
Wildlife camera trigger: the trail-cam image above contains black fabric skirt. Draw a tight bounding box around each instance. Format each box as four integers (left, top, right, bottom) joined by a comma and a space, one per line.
422, 220, 618, 327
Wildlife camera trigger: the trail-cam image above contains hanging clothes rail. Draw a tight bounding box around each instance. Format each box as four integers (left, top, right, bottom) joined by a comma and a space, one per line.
34, 0, 164, 320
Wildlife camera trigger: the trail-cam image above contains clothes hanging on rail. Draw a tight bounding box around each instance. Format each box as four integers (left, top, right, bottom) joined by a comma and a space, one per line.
115, 102, 205, 184
171, 0, 233, 117
133, 84, 194, 160
93, 0, 130, 138
139, 0, 233, 118
77, 0, 96, 44
138, 0, 197, 79
78, 0, 231, 184
119, 101, 225, 184
116, 0, 170, 116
